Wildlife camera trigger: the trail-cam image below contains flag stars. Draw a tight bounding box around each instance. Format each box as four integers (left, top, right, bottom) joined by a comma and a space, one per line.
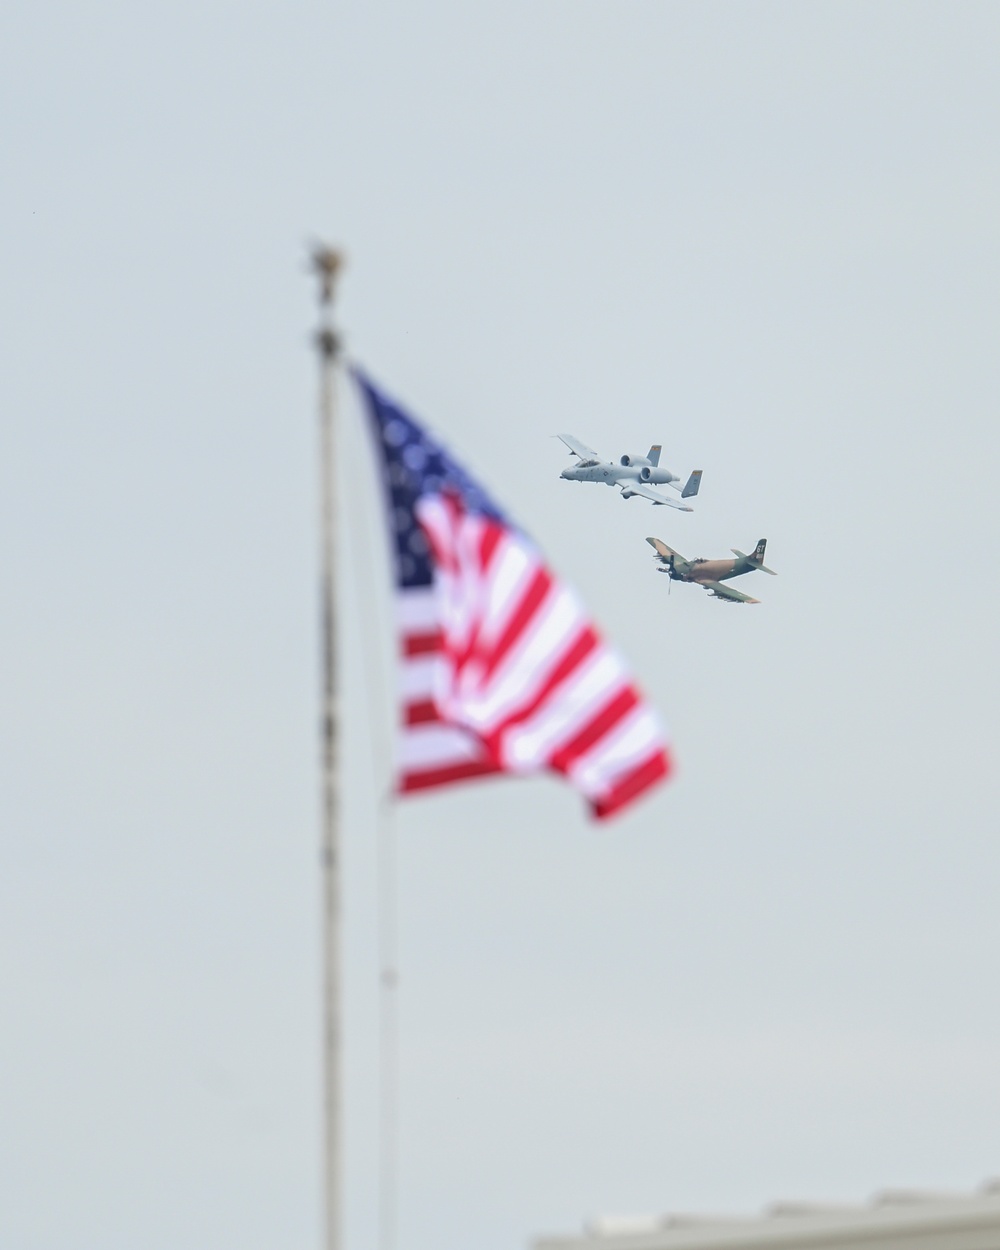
356, 371, 508, 588
383, 418, 409, 447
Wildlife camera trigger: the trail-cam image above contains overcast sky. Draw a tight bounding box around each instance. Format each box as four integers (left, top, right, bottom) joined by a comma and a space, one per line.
4, 4, 1000, 1250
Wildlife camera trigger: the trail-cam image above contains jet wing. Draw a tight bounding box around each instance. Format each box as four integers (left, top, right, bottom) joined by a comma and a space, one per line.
704, 581, 760, 604
619, 479, 693, 510
645, 536, 685, 563
557, 434, 601, 464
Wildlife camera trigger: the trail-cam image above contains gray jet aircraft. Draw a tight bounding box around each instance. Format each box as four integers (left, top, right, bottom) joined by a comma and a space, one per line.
647, 536, 777, 603
558, 435, 703, 509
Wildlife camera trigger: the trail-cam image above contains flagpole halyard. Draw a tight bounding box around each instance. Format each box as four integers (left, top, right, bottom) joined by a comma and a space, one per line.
377, 789, 399, 1250
312, 242, 345, 1250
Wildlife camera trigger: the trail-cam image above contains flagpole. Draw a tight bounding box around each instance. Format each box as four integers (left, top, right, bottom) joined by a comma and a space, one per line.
311, 243, 344, 1250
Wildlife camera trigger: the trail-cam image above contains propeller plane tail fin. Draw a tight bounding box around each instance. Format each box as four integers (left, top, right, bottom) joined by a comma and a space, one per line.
731, 539, 777, 575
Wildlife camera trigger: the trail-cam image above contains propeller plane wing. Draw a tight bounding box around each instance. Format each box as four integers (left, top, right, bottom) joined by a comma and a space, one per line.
704, 581, 760, 604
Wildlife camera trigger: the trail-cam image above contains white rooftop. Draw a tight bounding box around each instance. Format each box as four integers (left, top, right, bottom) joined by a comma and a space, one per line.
535, 1180, 1000, 1250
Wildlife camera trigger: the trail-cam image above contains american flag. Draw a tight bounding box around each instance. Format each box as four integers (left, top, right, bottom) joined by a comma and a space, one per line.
355, 369, 673, 820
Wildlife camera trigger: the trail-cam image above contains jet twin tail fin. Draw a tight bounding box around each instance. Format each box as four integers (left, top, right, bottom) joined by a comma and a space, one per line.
646, 444, 662, 467
680, 469, 703, 499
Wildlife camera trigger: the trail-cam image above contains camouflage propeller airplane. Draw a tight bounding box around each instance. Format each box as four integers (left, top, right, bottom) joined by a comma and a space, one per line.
646, 536, 777, 603
557, 435, 703, 509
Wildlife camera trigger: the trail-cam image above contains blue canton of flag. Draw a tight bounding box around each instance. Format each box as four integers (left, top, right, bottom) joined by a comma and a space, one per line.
354, 370, 507, 589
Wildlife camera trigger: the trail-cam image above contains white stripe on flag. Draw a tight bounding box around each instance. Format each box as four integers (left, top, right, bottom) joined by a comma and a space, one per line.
571, 705, 664, 796
498, 649, 630, 771
459, 584, 584, 733
398, 723, 490, 771
397, 587, 440, 632
476, 536, 537, 649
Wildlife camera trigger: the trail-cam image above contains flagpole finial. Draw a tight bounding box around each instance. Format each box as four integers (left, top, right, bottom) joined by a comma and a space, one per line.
310, 244, 345, 361
311, 243, 345, 306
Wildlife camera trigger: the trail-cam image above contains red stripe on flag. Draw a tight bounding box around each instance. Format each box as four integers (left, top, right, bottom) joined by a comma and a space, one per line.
478, 565, 553, 681
400, 757, 503, 792
404, 700, 441, 726
592, 749, 672, 820
549, 686, 640, 774
418, 492, 464, 575
481, 625, 599, 756
478, 523, 503, 573
403, 631, 443, 657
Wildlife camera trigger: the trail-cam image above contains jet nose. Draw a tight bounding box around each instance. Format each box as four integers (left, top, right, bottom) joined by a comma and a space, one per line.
560, 469, 570, 479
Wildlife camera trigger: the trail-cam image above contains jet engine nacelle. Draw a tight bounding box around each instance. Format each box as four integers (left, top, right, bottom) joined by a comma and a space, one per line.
620, 453, 651, 468
636, 465, 676, 484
